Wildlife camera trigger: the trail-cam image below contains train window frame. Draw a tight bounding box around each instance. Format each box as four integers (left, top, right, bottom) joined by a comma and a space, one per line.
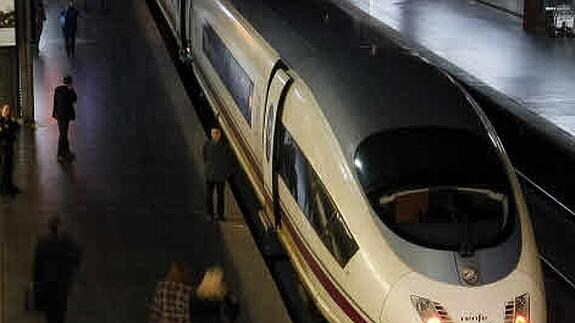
277, 124, 359, 266
353, 127, 517, 251
202, 23, 254, 126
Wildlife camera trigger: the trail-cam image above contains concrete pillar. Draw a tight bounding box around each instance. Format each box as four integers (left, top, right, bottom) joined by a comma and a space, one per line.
0, 1, 17, 112
524, 0, 544, 32
15, 0, 34, 124
0, 48, 17, 113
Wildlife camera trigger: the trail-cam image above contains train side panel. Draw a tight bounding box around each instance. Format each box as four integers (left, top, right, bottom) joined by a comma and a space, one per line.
277, 80, 408, 322
156, 0, 182, 46
277, 81, 354, 322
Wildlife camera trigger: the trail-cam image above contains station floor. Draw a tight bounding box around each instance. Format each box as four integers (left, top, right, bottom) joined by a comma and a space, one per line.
340, 0, 575, 138
0, 0, 292, 322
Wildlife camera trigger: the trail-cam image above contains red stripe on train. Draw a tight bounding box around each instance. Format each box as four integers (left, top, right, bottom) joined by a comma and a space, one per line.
282, 215, 368, 323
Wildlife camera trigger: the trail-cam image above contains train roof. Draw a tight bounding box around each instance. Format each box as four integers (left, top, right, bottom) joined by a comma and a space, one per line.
227, 0, 489, 161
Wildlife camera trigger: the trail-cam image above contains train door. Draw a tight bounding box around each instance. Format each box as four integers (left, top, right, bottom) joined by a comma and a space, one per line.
179, 0, 186, 44
175, 0, 181, 35
263, 68, 292, 227
185, 0, 193, 52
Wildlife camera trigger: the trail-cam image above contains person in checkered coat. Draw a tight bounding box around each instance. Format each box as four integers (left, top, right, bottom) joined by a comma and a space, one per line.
150, 262, 193, 323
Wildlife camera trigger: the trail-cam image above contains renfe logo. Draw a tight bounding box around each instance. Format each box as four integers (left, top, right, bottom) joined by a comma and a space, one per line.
460, 312, 490, 323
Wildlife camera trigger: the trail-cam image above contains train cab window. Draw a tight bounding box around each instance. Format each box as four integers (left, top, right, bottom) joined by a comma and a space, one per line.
202, 24, 254, 125
353, 127, 515, 251
278, 125, 359, 266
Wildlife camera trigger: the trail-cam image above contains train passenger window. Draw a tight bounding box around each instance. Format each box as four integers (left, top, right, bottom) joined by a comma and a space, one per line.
277, 125, 359, 266
202, 24, 254, 126
354, 127, 516, 251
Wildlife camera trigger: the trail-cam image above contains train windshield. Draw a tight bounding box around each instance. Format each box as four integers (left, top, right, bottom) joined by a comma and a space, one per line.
354, 127, 515, 251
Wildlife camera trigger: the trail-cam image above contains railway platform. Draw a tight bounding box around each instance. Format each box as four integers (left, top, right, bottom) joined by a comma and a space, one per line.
0, 0, 292, 322
339, 0, 575, 139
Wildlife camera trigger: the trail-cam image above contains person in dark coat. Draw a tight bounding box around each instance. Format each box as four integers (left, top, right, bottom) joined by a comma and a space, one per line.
61, 1, 79, 57
203, 127, 232, 221
0, 104, 20, 196
53, 75, 77, 162
33, 216, 82, 323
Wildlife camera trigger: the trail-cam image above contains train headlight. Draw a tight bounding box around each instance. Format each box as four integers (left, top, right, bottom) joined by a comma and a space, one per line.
514, 293, 530, 323
410, 295, 451, 323
505, 293, 529, 323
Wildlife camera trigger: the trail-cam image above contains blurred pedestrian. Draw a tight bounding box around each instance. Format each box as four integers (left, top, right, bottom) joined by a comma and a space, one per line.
203, 127, 232, 221
0, 104, 20, 196
195, 266, 239, 322
32, 216, 82, 323
35, 2, 47, 50
149, 262, 193, 323
61, 1, 79, 57
53, 75, 77, 162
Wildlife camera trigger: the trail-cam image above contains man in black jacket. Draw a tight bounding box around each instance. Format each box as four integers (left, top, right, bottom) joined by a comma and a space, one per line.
53, 75, 77, 162
33, 216, 82, 323
0, 104, 20, 196
203, 127, 232, 221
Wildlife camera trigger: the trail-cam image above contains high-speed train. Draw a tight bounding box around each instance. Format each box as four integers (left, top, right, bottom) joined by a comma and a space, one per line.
152, 0, 547, 321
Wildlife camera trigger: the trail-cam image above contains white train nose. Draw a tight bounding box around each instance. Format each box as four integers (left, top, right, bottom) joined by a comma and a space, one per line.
380, 271, 546, 323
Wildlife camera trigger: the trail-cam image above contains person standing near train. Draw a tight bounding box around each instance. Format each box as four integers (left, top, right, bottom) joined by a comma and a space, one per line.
203, 127, 233, 221
0, 104, 20, 196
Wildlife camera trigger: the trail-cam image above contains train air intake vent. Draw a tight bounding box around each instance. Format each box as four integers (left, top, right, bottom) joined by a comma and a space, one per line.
504, 300, 515, 323
433, 302, 454, 323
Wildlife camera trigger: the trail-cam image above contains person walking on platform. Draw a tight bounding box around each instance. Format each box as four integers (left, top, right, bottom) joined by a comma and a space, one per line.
32, 216, 82, 323
61, 1, 79, 57
0, 104, 20, 196
203, 127, 232, 221
149, 262, 193, 323
53, 75, 77, 162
